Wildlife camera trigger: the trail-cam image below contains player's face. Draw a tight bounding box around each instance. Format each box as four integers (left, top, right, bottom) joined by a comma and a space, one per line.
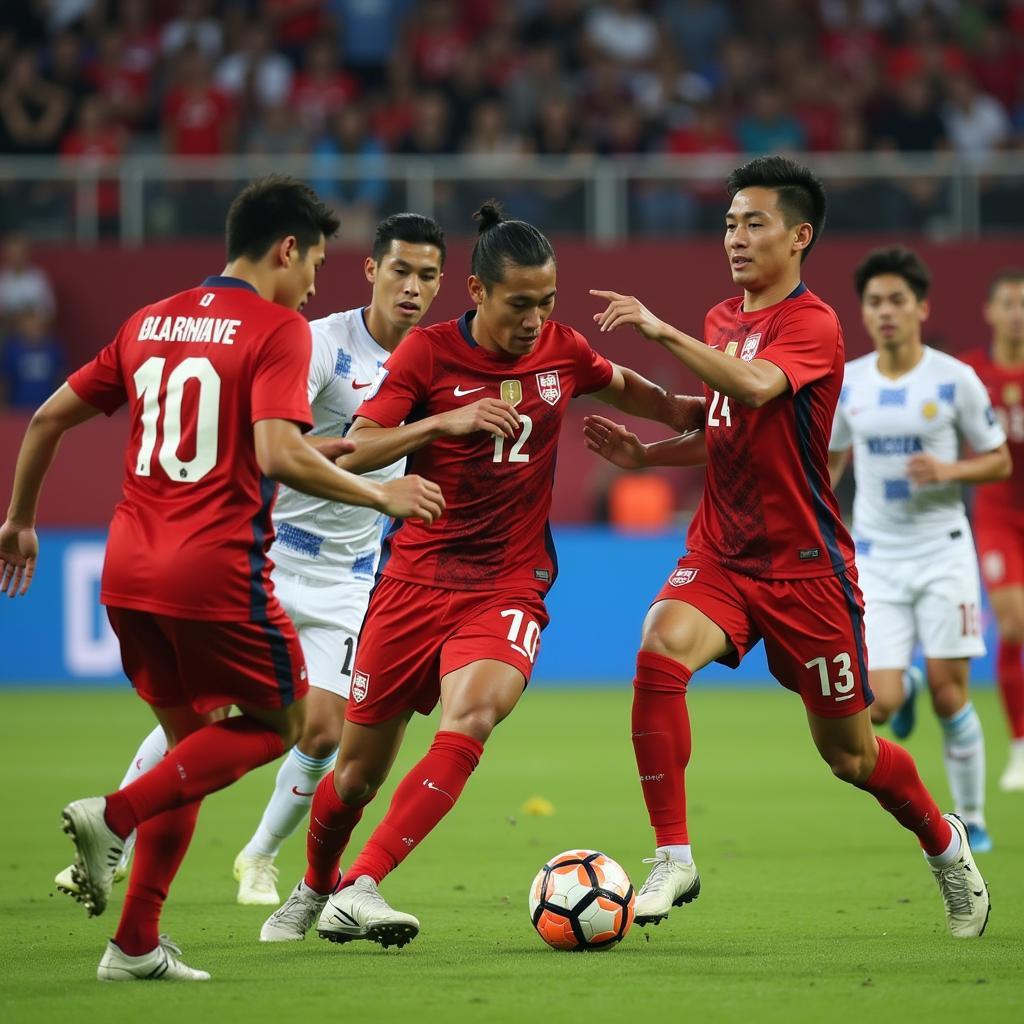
469, 261, 557, 358
985, 280, 1024, 346
860, 274, 928, 350
277, 235, 327, 312
724, 188, 809, 291
366, 240, 443, 329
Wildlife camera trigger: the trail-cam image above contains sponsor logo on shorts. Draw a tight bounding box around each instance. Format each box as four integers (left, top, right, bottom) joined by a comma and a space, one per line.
798, 548, 821, 560
536, 370, 561, 406
352, 670, 369, 703
533, 568, 550, 581
982, 550, 1006, 583
668, 567, 698, 587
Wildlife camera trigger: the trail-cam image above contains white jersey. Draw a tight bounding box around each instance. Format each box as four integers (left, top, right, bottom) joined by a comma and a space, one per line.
830, 346, 1005, 559
270, 307, 403, 584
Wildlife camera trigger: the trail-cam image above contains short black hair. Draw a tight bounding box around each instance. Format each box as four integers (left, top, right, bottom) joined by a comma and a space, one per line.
225, 175, 340, 262
372, 212, 447, 267
988, 268, 1024, 299
470, 200, 555, 289
854, 246, 931, 300
726, 156, 827, 261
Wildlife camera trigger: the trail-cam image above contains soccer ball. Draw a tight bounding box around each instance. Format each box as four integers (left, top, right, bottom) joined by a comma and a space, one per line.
528, 849, 635, 951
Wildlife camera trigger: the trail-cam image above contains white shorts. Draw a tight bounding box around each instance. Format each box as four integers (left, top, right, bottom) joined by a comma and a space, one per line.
271, 565, 372, 698
858, 531, 986, 669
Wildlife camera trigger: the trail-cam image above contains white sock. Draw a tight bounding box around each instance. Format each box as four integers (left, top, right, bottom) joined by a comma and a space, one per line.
243, 746, 336, 859
116, 725, 168, 860
940, 702, 986, 827
900, 670, 914, 701
923, 824, 962, 868
1011, 737, 1024, 757
656, 844, 693, 865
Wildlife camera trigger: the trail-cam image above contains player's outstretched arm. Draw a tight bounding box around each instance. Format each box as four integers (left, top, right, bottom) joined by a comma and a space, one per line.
827, 448, 851, 490
584, 414, 707, 469
340, 400, 521, 474
591, 363, 706, 431
590, 289, 788, 407
254, 418, 445, 522
1, 384, 102, 597
907, 442, 1012, 486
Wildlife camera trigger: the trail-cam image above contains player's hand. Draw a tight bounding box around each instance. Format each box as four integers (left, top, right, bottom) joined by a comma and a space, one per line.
583, 414, 648, 469
0, 519, 39, 598
441, 398, 520, 439
664, 394, 707, 434
378, 475, 446, 523
307, 435, 357, 462
907, 453, 952, 485
590, 290, 669, 341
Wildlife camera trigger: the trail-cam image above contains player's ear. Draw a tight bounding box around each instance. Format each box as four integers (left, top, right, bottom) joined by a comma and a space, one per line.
364, 256, 377, 285
919, 297, 931, 323
468, 274, 486, 305
277, 235, 300, 268
792, 223, 812, 255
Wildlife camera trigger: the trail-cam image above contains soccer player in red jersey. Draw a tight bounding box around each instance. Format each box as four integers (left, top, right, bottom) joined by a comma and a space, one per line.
260, 201, 704, 946
0, 176, 444, 981
585, 156, 990, 938
961, 270, 1024, 790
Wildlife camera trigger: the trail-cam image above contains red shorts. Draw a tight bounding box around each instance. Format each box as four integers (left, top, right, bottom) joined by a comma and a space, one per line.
973, 517, 1024, 591
653, 555, 872, 718
106, 606, 308, 716
346, 576, 549, 725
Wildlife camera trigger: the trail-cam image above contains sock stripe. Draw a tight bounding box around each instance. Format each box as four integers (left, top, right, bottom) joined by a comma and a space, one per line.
291, 747, 337, 773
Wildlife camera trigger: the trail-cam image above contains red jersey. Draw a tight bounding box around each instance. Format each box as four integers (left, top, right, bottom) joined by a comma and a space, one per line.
67, 276, 312, 621
357, 313, 614, 593
686, 285, 856, 580
960, 348, 1024, 524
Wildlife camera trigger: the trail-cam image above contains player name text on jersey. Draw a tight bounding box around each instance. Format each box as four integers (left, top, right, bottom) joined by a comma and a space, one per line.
138, 315, 243, 345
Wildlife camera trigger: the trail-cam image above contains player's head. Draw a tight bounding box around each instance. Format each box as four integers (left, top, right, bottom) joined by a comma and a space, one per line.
468, 200, 556, 358
724, 157, 826, 288
365, 213, 446, 331
225, 175, 340, 311
985, 269, 1024, 348
854, 246, 931, 352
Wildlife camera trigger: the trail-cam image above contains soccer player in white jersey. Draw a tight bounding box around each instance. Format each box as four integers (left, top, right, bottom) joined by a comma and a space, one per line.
829, 247, 1011, 853
54, 213, 447, 903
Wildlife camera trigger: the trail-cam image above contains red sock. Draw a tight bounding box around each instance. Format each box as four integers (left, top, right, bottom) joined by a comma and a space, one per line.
113, 800, 201, 956
997, 641, 1024, 740
858, 737, 952, 855
341, 731, 483, 886
304, 773, 365, 894
104, 718, 284, 837
631, 651, 692, 846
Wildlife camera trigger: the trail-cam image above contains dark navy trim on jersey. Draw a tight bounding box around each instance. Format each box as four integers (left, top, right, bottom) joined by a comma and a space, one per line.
458, 311, 479, 348
786, 282, 808, 300
201, 275, 259, 292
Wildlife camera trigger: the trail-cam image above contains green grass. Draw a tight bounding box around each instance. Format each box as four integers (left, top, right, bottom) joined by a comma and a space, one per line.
1, 686, 1022, 1023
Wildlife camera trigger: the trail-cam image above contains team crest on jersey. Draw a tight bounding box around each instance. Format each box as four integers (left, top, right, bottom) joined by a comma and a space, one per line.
921, 400, 939, 420
536, 371, 561, 406
352, 670, 369, 703
668, 567, 699, 587
740, 333, 762, 361
1004, 382, 1022, 405
500, 379, 523, 407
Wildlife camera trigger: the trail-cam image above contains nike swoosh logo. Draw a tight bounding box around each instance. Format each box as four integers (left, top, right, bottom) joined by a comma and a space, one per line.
352, 381, 373, 389
291, 786, 315, 797
453, 385, 485, 397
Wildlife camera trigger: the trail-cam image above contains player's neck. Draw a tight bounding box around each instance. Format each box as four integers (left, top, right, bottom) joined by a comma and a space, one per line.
742, 271, 803, 312
875, 339, 925, 379
219, 260, 275, 302
363, 304, 405, 353
992, 337, 1024, 368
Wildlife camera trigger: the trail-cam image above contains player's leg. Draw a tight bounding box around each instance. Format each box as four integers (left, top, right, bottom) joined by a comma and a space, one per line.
989, 585, 1024, 788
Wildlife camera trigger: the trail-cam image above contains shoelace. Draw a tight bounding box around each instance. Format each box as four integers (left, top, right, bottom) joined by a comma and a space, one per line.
638, 855, 674, 895
935, 864, 974, 917
271, 890, 321, 929
158, 935, 183, 957
247, 858, 280, 893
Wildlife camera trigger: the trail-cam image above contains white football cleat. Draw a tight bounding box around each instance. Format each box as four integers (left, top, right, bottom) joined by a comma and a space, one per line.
234, 850, 281, 906
317, 875, 419, 948
931, 814, 990, 938
998, 745, 1024, 792
260, 880, 328, 942
61, 797, 125, 917
57, 838, 133, 896
634, 851, 701, 925
97, 936, 210, 982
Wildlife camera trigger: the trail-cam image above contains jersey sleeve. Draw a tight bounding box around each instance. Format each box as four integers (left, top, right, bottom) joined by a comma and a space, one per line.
355, 329, 433, 427
251, 316, 314, 428
306, 320, 337, 403
66, 332, 128, 416
755, 304, 840, 395
830, 384, 853, 451
955, 362, 1006, 453
570, 328, 615, 396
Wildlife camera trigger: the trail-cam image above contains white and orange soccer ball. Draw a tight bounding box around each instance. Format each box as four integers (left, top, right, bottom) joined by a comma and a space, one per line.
528, 849, 635, 951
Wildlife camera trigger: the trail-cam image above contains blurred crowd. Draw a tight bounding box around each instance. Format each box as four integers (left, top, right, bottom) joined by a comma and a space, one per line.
1, 1, 1023, 236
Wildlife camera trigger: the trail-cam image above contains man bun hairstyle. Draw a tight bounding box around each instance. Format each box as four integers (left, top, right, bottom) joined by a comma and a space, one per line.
470, 199, 556, 288
726, 156, 827, 262
372, 212, 447, 267
226, 174, 340, 262
854, 246, 931, 300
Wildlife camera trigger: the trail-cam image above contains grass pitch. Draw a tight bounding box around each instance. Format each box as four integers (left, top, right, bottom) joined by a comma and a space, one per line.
1, 686, 1022, 1024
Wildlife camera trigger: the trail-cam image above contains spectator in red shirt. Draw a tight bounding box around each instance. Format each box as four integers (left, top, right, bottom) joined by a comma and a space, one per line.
290, 36, 358, 139
162, 45, 235, 155
60, 95, 125, 232
410, 0, 470, 85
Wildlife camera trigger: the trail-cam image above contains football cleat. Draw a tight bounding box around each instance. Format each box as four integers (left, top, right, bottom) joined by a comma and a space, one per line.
260, 880, 328, 942
61, 797, 125, 917
965, 821, 993, 854
998, 746, 1024, 792
97, 936, 209, 982
317, 875, 419, 948
634, 851, 701, 925
931, 814, 990, 938
890, 665, 923, 740
56, 838, 133, 896
234, 850, 281, 906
